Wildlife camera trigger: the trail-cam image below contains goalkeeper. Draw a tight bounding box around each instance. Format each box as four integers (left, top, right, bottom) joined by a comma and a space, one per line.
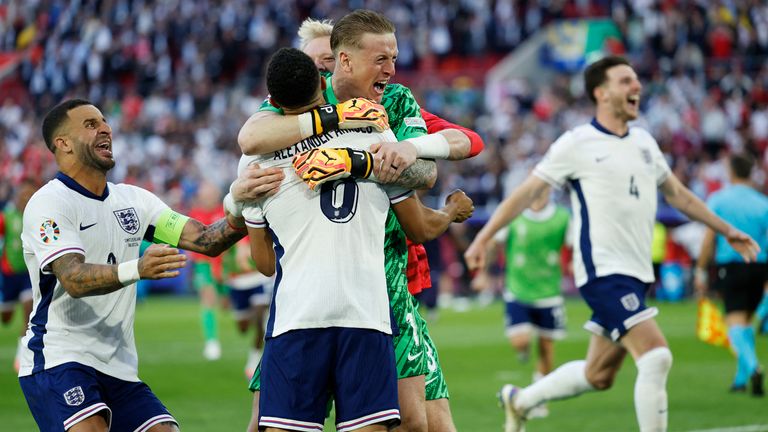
230, 46, 474, 432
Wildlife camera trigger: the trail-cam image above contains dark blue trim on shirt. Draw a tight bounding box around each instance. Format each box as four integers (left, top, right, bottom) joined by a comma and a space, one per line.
570, 179, 597, 282
264, 227, 285, 339
590, 118, 629, 138
56, 172, 110, 201
29, 271, 57, 374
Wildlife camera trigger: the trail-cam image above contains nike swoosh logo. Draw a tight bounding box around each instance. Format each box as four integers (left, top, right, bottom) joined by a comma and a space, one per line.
79, 222, 97, 231
595, 155, 610, 162
407, 352, 422, 362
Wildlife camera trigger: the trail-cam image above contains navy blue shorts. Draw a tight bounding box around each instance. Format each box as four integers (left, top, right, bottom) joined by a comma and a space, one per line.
1, 272, 32, 309
579, 275, 657, 341
504, 298, 566, 340
229, 283, 272, 320
259, 328, 400, 431
19, 362, 176, 432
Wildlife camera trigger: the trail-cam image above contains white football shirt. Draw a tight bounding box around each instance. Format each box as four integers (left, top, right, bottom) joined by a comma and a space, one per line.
19, 172, 169, 381
533, 119, 671, 287
241, 127, 412, 337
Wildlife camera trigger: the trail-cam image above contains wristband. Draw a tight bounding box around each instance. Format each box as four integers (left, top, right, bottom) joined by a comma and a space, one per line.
226, 217, 247, 233
223, 192, 242, 218
117, 259, 140, 286
298, 112, 314, 139
408, 134, 450, 159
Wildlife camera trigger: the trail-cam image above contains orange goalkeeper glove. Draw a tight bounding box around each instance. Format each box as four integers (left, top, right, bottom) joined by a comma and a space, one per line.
299, 98, 389, 137
292, 147, 374, 190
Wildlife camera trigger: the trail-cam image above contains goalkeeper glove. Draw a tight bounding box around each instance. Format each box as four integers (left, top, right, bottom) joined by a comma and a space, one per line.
292, 147, 373, 190
298, 98, 389, 138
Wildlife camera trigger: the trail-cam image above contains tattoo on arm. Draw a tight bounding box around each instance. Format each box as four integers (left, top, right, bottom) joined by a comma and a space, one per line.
179, 218, 245, 257
393, 159, 437, 189
51, 254, 123, 298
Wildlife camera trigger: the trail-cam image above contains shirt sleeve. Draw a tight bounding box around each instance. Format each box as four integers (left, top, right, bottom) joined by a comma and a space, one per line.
242, 205, 266, 228
385, 186, 414, 205
422, 109, 485, 157
383, 85, 428, 141
650, 138, 672, 186
22, 193, 85, 274
532, 131, 575, 188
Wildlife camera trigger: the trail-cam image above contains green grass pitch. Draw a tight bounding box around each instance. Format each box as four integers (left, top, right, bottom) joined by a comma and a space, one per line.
1, 297, 766, 431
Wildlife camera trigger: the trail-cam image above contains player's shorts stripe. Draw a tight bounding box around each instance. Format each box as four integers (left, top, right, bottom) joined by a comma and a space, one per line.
29, 273, 57, 373
569, 179, 596, 282
63, 403, 110, 430
260, 416, 323, 431
623, 307, 658, 331
336, 409, 401, 431
135, 414, 177, 432
41, 247, 86, 272
265, 227, 285, 338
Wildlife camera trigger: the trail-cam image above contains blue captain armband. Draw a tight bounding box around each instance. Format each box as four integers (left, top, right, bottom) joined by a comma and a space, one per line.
152, 209, 190, 247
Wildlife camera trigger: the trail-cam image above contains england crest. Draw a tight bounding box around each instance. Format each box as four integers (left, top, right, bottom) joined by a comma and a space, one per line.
63, 386, 85, 406
114, 208, 140, 235
620, 293, 640, 312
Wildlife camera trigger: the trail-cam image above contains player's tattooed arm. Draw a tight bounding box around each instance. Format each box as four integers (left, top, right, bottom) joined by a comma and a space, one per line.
52, 245, 188, 298
177, 218, 246, 257
391, 159, 437, 190
51, 253, 124, 297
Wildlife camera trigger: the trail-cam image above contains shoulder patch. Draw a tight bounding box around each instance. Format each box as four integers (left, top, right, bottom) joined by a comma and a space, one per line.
403, 117, 426, 129
39, 219, 60, 243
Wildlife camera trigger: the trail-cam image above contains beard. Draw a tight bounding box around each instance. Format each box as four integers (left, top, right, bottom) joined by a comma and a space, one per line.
78, 143, 115, 172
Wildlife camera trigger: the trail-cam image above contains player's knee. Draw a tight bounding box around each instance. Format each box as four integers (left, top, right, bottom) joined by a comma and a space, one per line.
585, 369, 616, 390
636, 346, 673, 376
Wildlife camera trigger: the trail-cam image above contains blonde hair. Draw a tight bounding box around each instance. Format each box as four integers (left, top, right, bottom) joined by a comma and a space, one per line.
298, 18, 334, 50
331, 10, 395, 55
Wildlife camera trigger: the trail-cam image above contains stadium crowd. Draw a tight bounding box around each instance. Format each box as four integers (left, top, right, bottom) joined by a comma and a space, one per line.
1, 0, 768, 294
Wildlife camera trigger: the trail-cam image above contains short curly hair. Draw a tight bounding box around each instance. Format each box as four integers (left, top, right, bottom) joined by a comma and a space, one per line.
266, 48, 320, 110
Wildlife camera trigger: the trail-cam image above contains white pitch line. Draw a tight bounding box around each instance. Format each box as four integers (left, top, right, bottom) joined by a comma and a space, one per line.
684, 425, 768, 432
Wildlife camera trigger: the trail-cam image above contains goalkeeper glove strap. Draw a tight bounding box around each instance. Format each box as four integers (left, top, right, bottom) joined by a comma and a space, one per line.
298, 104, 340, 138
345, 148, 374, 179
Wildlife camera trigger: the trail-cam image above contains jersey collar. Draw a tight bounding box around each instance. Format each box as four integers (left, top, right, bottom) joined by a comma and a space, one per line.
590, 118, 629, 139
522, 202, 556, 221
322, 74, 338, 105
55, 171, 110, 201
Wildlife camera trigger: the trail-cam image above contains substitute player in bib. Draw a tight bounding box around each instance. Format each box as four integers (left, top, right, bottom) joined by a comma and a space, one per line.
238, 47, 473, 432
18, 99, 249, 432
464, 56, 760, 432
237, 13, 483, 432
476, 185, 570, 418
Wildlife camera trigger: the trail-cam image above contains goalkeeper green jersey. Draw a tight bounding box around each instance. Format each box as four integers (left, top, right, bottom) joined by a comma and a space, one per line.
503, 203, 570, 303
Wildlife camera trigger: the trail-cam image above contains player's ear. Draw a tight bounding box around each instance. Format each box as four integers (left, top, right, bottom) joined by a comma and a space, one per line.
594, 85, 606, 103
53, 136, 73, 154
338, 51, 352, 72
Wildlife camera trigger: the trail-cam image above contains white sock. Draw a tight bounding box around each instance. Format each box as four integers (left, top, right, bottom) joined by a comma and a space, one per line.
634, 347, 673, 432
516, 360, 594, 413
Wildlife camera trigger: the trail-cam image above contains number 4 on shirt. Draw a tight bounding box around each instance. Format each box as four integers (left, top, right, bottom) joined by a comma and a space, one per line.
629, 175, 639, 198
